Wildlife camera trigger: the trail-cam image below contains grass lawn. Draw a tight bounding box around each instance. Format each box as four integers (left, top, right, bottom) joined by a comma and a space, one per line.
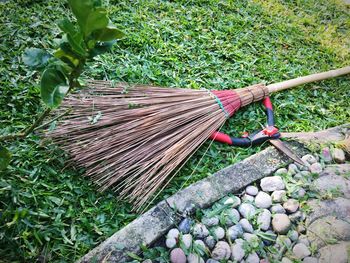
0, 0, 349, 261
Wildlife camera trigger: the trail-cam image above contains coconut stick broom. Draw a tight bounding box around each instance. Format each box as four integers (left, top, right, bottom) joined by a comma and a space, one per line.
49, 66, 350, 211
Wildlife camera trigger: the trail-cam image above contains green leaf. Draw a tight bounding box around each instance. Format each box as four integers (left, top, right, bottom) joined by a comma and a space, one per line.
58, 19, 87, 57
85, 8, 109, 37
22, 48, 50, 69
0, 146, 11, 170
40, 68, 69, 108
89, 41, 115, 57
93, 25, 124, 41
68, 0, 94, 33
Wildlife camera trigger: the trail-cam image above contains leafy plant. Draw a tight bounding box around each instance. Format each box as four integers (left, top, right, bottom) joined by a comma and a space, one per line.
0, 0, 124, 169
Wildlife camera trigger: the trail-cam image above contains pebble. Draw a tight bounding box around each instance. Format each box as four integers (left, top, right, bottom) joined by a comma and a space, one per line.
167, 228, 180, 239
193, 223, 209, 238
194, 239, 206, 250
292, 243, 311, 259
230, 240, 245, 261
300, 171, 311, 177
309, 162, 322, 174
242, 194, 255, 203
297, 224, 306, 234
276, 235, 292, 248
178, 218, 192, 234
212, 226, 225, 240
226, 224, 244, 241
166, 237, 177, 248
289, 211, 305, 223
297, 235, 310, 246
226, 209, 241, 226
142, 260, 152, 263
302, 256, 318, 263
302, 154, 317, 165
239, 203, 256, 218
206, 259, 220, 263
181, 234, 192, 249
246, 185, 259, 196
262, 230, 276, 246
243, 233, 258, 242
239, 218, 254, 233
260, 176, 285, 192
288, 163, 299, 175
187, 253, 204, 263
270, 204, 286, 214
245, 252, 259, 263
272, 214, 291, 234
294, 173, 303, 180
205, 236, 216, 249
321, 147, 332, 163
275, 168, 288, 175
283, 199, 299, 213
255, 191, 272, 209
224, 196, 241, 208
202, 216, 219, 227
271, 190, 287, 203
212, 241, 231, 260
332, 148, 346, 163
257, 209, 271, 231
170, 248, 186, 263
288, 230, 299, 242
297, 188, 306, 198
281, 257, 293, 263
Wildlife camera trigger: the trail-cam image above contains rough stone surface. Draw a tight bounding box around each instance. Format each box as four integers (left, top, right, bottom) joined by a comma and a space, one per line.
283, 199, 299, 213
211, 241, 231, 260
170, 248, 186, 263
257, 209, 271, 231
303, 257, 318, 263
246, 185, 259, 196
293, 243, 311, 259
255, 191, 272, 208
272, 214, 291, 234
260, 176, 285, 192
332, 148, 346, 163
193, 223, 209, 238
271, 190, 287, 203
307, 216, 350, 249
310, 162, 322, 174
302, 154, 317, 165
319, 242, 350, 263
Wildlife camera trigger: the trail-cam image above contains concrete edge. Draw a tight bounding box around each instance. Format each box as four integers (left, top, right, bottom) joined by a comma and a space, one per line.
79, 142, 308, 262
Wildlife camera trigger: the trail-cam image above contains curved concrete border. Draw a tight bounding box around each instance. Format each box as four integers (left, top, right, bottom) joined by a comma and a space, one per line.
79, 142, 308, 262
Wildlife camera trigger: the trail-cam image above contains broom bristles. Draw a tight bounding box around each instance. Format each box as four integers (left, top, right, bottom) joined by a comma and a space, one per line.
49, 81, 268, 211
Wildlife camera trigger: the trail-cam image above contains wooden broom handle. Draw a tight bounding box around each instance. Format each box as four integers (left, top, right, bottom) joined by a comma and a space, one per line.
267, 66, 350, 93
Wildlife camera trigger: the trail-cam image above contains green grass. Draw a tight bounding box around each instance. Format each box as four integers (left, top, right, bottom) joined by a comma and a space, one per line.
1, 0, 349, 261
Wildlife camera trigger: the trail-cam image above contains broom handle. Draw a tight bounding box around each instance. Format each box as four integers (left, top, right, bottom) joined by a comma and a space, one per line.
267, 66, 350, 93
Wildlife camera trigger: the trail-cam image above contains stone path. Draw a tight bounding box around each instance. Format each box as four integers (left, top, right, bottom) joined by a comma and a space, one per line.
306, 164, 350, 263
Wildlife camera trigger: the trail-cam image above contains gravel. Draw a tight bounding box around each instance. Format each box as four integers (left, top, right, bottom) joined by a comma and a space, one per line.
239, 218, 254, 233
260, 176, 285, 192
238, 203, 256, 218
193, 223, 209, 238
272, 214, 291, 234
226, 224, 244, 241
254, 191, 272, 208
271, 204, 286, 214
211, 241, 231, 260
283, 199, 299, 213
178, 218, 192, 234
230, 240, 245, 261
293, 243, 311, 259
271, 190, 287, 203
257, 209, 272, 231
170, 248, 186, 263
246, 185, 259, 196
310, 162, 322, 174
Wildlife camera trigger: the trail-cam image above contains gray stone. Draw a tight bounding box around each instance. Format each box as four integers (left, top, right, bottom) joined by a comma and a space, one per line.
283, 199, 299, 213
194, 239, 206, 250
212, 226, 225, 240
321, 147, 332, 163
243, 233, 258, 242
298, 188, 306, 198
166, 237, 177, 248
202, 216, 219, 227
178, 218, 192, 234
193, 223, 209, 238
242, 194, 255, 203
187, 253, 204, 263
272, 214, 291, 234
281, 257, 293, 263
245, 252, 259, 263
319, 242, 350, 263
302, 154, 317, 165
303, 257, 318, 263
300, 170, 311, 176
288, 230, 299, 242
225, 209, 241, 226
293, 243, 311, 259
226, 224, 244, 241
238, 203, 256, 218
246, 185, 259, 196
170, 248, 186, 263
298, 235, 310, 246
257, 209, 271, 231
142, 260, 152, 263
332, 148, 346, 163
181, 234, 192, 249
167, 228, 180, 239
271, 204, 286, 214
255, 191, 272, 208
312, 171, 350, 199
297, 224, 306, 234
289, 211, 305, 223
205, 236, 216, 249
239, 218, 254, 233
271, 190, 287, 203
288, 163, 299, 175
275, 168, 288, 175
276, 235, 292, 248
212, 241, 231, 260
310, 162, 322, 174
294, 172, 303, 180
223, 196, 241, 208
206, 259, 220, 263
307, 216, 350, 249
230, 240, 245, 261
260, 176, 285, 192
